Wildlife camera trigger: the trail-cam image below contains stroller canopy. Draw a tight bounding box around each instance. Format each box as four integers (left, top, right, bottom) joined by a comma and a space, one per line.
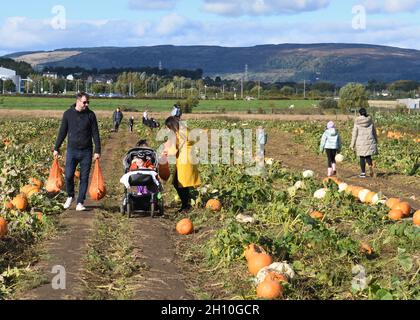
123, 147, 159, 171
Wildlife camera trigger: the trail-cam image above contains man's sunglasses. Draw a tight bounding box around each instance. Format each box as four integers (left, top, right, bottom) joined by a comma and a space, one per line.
82, 101, 89, 105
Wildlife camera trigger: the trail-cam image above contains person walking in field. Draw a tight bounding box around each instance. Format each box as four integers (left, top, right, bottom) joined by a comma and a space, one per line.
112, 107, 124, 132
162, 116, 201, 213
53, 92, 101, 211
351, 108, 378, 178
319, 121, 341, 177
129, 116, 134, 132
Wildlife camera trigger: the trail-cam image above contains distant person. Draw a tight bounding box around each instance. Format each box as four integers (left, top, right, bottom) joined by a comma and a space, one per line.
113, 107, 124, 132
129, 116, 134, 133
171, 104, 182, 120
53, 92, 101, 211
351, 108, 378, 178
143, 109, 149, 123
256, 126, 268, 158
319, 121, 342, 177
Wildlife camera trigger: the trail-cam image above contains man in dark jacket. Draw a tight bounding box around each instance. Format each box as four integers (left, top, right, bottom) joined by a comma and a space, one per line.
113, 107, 123, 132
53, 92, 101, 211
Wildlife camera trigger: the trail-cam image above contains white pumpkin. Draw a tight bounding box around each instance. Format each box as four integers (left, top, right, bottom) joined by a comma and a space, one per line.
235, 214, 256, 224
302, 170, 315, 178
338, 183, 348, 193
255, 262, 295, 285
370, 193, 380, 205
294, 181, 305, 190
358, 189, 371, 203
335, 154, 345, 163
314, 188, 328, 199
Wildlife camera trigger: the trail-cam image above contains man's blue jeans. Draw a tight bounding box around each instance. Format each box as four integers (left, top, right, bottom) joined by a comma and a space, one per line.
65, 148, 92, 204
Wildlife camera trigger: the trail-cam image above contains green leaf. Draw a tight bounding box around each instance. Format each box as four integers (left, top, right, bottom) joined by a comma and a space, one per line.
398, 254, 413, 272
375, 289, 393, 300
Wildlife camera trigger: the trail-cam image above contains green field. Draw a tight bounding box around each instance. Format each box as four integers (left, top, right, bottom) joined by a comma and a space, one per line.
0, 96, 319, 112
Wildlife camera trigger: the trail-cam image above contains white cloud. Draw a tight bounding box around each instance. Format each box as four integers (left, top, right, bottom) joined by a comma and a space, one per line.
202, 0, 330, 16
357, 0, 420, 13
156, 13, 187, 35
128, 0, 177, 10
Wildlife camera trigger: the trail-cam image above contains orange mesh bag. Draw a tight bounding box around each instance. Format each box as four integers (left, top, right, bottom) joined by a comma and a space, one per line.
45, 158, 64, 193
88, 159, 106, 201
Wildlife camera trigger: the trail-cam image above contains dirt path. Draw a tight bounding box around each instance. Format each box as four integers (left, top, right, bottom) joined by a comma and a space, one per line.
17, 131, 121, 299
266, 130, 420, 209
124, 130, 191, 300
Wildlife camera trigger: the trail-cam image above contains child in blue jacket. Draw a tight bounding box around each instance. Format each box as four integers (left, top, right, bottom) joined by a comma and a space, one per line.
320, 121, 342, 177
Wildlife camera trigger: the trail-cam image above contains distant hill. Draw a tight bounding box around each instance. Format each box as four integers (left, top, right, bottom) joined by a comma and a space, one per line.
5, 44, 420, 84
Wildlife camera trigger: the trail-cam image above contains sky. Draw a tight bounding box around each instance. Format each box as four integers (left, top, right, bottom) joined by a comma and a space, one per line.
1, 0, 420, 56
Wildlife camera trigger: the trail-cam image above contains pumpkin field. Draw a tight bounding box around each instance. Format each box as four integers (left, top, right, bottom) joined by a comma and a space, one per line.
0, 110, 419, 300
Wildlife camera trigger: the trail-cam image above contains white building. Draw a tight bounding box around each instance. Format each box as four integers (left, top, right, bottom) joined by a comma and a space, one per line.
397, 98, 420, 109
43, 72, 58, 79
66, 74, 74, 81
0, 66, 22, 93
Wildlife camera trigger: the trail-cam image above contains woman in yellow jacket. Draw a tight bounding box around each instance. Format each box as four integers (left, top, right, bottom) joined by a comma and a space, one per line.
164, 116, 201, 212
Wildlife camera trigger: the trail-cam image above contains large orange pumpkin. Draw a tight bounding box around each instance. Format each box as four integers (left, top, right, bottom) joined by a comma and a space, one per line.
12, 194, 28, 211
385, 198, 401, 209
0, 218, 7, 238
244, 244, 266, 261
413, 210, 420, 226
256, 278, 283, 299
205, 199, 222, 212
176, 218, 194, 235
388, 209, 404, 221
392, 202, 411, 217
248, 253, 273, 276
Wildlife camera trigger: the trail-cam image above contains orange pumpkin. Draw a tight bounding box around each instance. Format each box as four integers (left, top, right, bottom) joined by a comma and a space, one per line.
360, 242, 373, 255
176, 218, 193, 235
248, 253, 273, 276
310, 211, 324, 219
33, 212, 43, 221
27, 186, 41, 198
244, 244, 266, 261
413, 210, 420, 226
388, 209, 404, 221
12, 194, 28, 211
364, 191, 377, 204
351, 187, 364, 198
0, 217, 7, 238
392, 202, 411, 217
385, 198, 401, 209
5, 201, 14, 210
256, 278, 283, 299
29, 178, 44, 188
266, 271, 288, 283
205, 199, 222, 212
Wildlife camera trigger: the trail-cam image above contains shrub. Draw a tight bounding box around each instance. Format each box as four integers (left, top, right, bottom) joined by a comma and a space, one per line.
319, 98, 338, 109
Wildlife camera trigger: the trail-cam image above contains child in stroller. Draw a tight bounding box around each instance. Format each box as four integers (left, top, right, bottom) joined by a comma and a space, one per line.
120, 147, 164, 217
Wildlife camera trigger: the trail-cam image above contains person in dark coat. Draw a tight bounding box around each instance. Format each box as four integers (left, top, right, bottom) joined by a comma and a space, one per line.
53, 92, 101, 211
129, 116, 134, 132
112, 107, 124, 132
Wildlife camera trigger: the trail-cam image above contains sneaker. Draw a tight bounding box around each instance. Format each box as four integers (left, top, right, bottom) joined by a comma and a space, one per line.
76, 203, 87, 211
63, 197, 74, 209
359, 173, 366, 178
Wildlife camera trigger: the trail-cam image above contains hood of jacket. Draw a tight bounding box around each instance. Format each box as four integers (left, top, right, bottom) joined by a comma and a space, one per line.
356, 115, 373, 128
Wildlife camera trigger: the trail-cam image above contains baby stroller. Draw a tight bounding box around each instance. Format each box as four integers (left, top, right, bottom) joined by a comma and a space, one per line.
120, 147, 164, 218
